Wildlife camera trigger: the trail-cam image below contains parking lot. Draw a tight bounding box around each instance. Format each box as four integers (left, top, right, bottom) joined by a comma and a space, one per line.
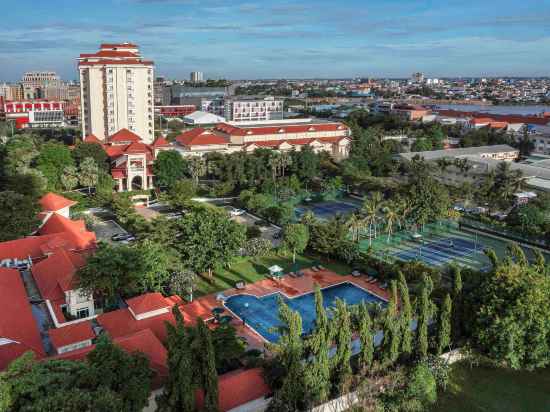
230, 211, 282, 247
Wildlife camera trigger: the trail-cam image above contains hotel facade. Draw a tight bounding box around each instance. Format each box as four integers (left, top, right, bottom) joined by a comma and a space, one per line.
78, 43, 155, 143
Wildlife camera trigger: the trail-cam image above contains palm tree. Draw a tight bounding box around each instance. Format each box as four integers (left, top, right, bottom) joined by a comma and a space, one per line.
362, 195, 383, 246
494, 162, 524, 204
346, 213, 366, 243
187, 157, 206, 186
383, 204, 400, 243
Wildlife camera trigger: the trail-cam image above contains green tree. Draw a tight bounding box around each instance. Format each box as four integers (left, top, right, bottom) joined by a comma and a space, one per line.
196, 318, 219, 412
153, 150, 187, 188
3, 135, 40, 177
169, 266, 197, 302
304, 286, 331, 405
138, 239, 177, 292
0, 353, 123, 412
166, 179, 196, 210
175, 205, 246, 279
243, 237, 272, 258
382, 283, 401, 366
436, 294, 452, 355
416, 277, 431, 359
0, 191, 40, 241
77, 242, 147, 303
357, 302, 374, 374
36, 141, 74, 189
267, 301, 306, 411
282, 223, 309, 263
398, 272, 413, 355
61, 165, 79, 190
86, 334, 153, 412
187, 156, 206, 186
211, 324, 246, 373
331, 299, 352, 394
79, 157, 100, 194
72, 142, 108, 170
472, 251, 550, 370
157, 307, 196, 411
451, 266, 463, 341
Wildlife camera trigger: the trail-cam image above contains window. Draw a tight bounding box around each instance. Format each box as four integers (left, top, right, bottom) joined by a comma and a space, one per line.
76, 308, 89, 319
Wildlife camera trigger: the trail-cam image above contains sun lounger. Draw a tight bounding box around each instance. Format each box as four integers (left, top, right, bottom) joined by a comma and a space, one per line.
317, 265, 325, 270
297, 270, 305, 277
235, 281, 246, 290
289, 272, 296, 278
311, 266, 319, 272
380, 283, 388, 289
352, 270, 361, 277
369, 278, 377, 284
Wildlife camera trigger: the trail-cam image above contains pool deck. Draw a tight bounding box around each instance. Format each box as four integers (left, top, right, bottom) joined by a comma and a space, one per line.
179, 268, 391, 349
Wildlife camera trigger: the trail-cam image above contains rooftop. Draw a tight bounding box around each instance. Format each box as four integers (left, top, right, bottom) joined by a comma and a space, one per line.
399, 145, 518, 161
48, 321, 95, 350
39, 193, 76, 213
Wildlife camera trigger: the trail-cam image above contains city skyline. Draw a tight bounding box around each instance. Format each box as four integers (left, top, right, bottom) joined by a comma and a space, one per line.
1, 0, 550, 81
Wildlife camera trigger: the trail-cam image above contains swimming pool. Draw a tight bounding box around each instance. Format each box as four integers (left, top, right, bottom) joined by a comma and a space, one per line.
225, 282, 387, 343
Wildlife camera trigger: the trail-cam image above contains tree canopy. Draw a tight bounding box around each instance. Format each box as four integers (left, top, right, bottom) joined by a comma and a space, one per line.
0, 190, 41, 241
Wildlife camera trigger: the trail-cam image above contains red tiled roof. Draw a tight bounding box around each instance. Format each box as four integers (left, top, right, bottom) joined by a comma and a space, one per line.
127, 292, 170, 316
0, 234, 73, 261
79, 50, 139, 59
109, 128, 142, 143
32, 249, 86, 301
0, 268, 45, 370
100, 43, 138, 49
97, 305, 175, 343
38, 213, 96, 250
215, 122, 349, 137
125, 141, 151, 153
175, 128, 228, 146
39, 193, 77, 213
49, 321, 95, 350
53, 329, 168, 381
83, 134, 103, 144
436, 109, 550, 126
196, 368, 271, 412
152, 136, 171, 147
78, 59, 154, 67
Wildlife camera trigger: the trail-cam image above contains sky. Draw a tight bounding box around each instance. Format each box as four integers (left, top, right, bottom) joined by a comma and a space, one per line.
1, 0, 550, 81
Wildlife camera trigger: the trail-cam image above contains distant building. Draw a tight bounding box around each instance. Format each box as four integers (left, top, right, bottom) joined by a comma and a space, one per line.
190, 71, 204, 83
170, 85, 227, 105
78, 43, 155, 143
411, 72, 425, 84
183, 111, 226, 125
3, 99, 67, 129
154, 77, 171, 106
155, 105, 196, 118
225, 97, 284, 122
21, 71, 60, 99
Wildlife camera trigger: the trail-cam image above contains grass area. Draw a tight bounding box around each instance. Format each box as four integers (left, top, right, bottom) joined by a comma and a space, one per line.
431, 362, 550, 412
195, 253, 353, 297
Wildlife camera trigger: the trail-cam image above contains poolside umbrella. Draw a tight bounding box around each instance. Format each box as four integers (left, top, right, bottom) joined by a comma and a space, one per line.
268, 265, 284, 278
218, 315, 233, 325
212, 307, 225, 316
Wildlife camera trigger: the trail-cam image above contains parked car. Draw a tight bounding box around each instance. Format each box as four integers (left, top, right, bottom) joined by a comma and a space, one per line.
165, 212, 184, 220
111, 233, 135, 242
229, 208, 245, 217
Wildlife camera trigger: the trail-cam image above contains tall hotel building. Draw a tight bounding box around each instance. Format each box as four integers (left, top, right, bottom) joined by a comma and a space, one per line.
78, 43, 155, 143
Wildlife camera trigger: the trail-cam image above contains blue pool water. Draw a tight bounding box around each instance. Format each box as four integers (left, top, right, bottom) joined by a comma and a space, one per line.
225, 282, 387, 343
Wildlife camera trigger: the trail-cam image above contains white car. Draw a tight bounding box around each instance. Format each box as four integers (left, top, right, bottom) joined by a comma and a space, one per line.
229, 208, 245, 217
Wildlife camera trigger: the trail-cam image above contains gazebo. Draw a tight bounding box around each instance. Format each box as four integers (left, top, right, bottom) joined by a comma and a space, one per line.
268, 265, 284, 279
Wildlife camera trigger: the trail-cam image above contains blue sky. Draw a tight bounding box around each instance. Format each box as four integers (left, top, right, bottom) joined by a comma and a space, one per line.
1, 0, 550, 81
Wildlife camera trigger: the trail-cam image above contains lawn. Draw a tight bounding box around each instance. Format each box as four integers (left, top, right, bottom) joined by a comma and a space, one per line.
195, 253, 353, 296
431, 362, 550, 412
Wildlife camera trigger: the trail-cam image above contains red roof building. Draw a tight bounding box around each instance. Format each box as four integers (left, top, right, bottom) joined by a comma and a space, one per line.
54, 328, 168, 386
196, 368, 271, 412
48, 321, 95, 354
39, 192, 77, 218
97, 294, 182, 343
0, 268, 45, 370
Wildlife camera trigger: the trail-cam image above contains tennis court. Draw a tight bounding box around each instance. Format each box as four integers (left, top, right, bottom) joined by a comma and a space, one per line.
393, 236, 483, 267
295, 199, 361, 221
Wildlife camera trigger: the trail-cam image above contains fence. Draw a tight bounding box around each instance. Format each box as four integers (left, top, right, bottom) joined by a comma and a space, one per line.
460, 217, 549, 251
